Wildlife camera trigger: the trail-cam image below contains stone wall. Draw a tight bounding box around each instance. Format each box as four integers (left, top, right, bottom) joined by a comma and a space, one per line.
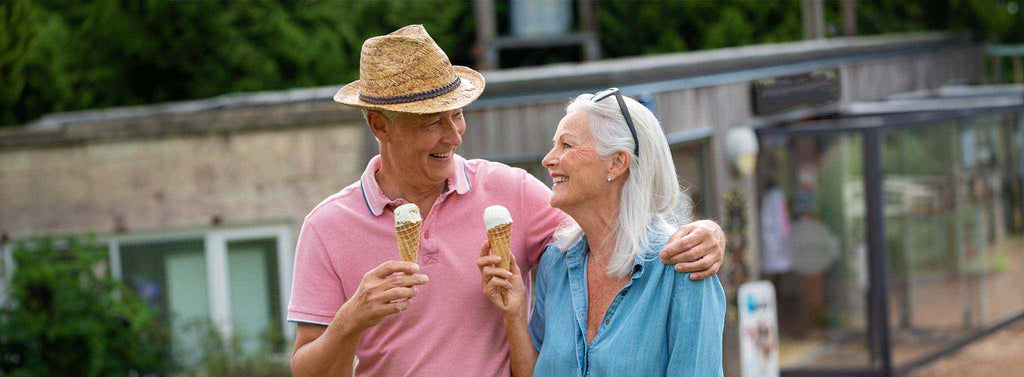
1, 124, 363, 239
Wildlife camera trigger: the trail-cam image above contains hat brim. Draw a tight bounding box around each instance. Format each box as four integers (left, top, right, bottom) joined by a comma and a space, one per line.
334, 66, 485, 114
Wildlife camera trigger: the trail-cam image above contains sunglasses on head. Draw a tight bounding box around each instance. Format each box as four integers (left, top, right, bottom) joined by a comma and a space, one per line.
592, 88, 639, 157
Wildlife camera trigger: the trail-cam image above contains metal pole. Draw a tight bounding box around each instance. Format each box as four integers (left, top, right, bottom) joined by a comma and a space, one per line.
864, 128, 893, 376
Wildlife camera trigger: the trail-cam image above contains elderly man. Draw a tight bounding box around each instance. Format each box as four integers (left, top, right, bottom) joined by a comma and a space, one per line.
288, 25, 726, 377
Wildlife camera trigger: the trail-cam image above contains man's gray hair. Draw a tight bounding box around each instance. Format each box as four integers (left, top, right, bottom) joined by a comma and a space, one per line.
361, 109, 401, 123
553, 93, 693, 278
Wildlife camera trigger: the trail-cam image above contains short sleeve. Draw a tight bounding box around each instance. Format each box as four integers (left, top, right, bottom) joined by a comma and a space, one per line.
528, 246, 554, 350
287, 219, 346, 325
520, 172, 565, 270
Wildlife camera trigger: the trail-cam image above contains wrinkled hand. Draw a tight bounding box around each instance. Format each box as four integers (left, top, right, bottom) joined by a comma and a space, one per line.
660, 219, 725, 280
476, 241, 528, 321
336, 261, 429, 332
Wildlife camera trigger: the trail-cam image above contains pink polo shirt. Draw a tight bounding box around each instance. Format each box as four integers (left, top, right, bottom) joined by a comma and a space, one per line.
288, 154, 564, 377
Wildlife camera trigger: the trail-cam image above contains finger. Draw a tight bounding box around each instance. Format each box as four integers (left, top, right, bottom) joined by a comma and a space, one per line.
674, 254, 714, 274
688, 260, 720, 280
486, 277, 513, 291
659, 232, 702, 260
382, 273, 429, 289
482, 266, 514, 280
476, 255, 503, 269
381, 286, 417, 302
386, 300, 411, 314
508, 253, 521, 275
688, 260, 721, 281
667, 223, 694, 244
664, 244, 712, 265
483, 287, 506, 310
480, 240, 491, 257
371, 260, 420, 279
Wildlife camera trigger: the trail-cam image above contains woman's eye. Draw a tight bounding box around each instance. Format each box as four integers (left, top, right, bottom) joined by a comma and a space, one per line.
562, 142, 571, 148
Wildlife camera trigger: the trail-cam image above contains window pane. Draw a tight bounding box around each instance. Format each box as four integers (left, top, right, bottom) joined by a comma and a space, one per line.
227, 238, 282, 354
673, 141, 710, 219
883, 113, 1024, 366
120, 239, 208, 365
757, 131, 871, 369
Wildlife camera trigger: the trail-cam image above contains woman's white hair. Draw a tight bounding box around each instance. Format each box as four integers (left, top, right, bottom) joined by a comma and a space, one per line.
553, 93, 693, 278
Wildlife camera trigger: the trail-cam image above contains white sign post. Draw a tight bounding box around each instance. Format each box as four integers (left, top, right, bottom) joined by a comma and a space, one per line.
738, 281, 780, 377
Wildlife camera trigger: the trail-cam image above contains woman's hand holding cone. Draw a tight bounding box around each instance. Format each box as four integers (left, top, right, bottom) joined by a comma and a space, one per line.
476, 240, 527, 321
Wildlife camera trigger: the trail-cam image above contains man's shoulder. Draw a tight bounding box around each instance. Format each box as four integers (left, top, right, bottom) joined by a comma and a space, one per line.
304, 181, 367, 226
462, 157, 529, 185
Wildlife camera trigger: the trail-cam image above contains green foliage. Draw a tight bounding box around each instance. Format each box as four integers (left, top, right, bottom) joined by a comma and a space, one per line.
0, 236, 172, 377
183, 320, 290, 377
857, 0, 1023, 42
2, 0, 1023, 127
599, 1, 803, 57
0, 0, 473, 127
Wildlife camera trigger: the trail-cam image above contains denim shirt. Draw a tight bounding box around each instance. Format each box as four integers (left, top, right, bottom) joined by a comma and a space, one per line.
528, 234, 726, 377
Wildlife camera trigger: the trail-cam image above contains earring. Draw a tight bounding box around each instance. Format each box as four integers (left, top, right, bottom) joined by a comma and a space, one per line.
607, 177, 612, 182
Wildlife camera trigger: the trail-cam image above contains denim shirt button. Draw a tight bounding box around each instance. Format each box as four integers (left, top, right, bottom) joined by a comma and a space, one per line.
604, 319, 610, 325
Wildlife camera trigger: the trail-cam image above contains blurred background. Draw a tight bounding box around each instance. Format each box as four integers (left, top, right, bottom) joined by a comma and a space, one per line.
2, 1, 1024, 376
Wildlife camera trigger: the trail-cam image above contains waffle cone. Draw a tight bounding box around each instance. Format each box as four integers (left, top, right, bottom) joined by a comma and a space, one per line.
396, 221, 421, 263
487, 223, 512, 271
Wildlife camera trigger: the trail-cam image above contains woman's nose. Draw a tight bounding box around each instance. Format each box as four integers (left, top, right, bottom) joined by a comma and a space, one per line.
542, 148, 557, 168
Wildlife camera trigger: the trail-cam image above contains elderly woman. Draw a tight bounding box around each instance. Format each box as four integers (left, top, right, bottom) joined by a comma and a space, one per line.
478, 89, 726, 377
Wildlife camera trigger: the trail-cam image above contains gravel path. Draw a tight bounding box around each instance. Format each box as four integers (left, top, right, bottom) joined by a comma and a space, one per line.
907, 318, 1024, 377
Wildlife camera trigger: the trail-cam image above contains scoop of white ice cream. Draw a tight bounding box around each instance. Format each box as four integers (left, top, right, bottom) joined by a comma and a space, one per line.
395, 203, 422, 225
484, 205, 513, 229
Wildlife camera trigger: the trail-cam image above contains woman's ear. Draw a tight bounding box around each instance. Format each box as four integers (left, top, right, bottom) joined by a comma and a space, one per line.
607, 150, 631, 181
366, 110, 392, 143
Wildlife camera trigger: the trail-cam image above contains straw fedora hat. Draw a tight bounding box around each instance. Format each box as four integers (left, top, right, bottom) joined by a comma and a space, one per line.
334, 25, 485, 114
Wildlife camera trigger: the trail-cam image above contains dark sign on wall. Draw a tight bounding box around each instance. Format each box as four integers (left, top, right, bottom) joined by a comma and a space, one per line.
751, 70, 840, 116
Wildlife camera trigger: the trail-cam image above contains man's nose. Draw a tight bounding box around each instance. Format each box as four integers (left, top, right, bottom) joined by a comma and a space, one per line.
441, 118, 463, 145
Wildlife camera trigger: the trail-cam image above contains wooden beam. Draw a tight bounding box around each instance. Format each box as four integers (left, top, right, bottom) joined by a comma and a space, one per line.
474, 0, 497, 70
801, 0, 826, 40
841, 0, 857, 36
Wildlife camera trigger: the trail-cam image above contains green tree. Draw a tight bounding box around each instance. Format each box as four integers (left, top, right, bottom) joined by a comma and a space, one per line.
2, 0, 1022, 127
0, 236, 172, 377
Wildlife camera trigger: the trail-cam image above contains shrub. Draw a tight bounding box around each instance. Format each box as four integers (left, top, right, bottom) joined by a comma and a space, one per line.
184, 320, 290, 377
0, 236, 172, 377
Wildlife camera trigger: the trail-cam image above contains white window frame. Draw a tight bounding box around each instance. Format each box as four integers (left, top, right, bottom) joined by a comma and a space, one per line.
0, 243, 14, 310
102, 224, 296, 342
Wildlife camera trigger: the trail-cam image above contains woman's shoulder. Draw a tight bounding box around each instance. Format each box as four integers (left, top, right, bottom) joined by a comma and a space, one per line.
643, 234, 724, 298
539, 242, 570, 269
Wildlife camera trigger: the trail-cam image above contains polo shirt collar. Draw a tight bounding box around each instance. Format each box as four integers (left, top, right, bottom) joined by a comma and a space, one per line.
359, 154, 472, 216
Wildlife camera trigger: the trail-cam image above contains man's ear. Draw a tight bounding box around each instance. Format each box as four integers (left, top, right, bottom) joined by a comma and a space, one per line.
608, 150, 631, 181
366, 110, 392, 143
